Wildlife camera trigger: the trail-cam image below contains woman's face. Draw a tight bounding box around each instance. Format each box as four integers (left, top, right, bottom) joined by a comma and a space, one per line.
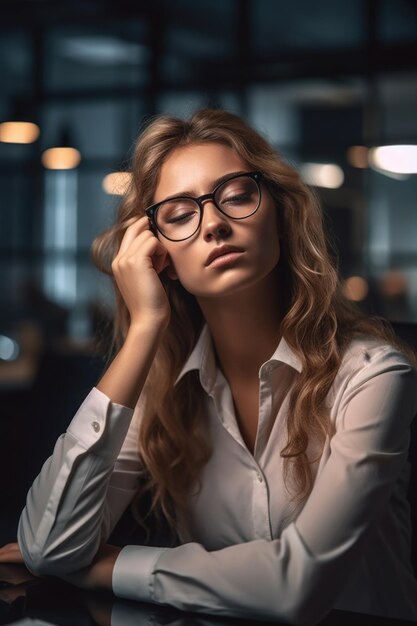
152, 142, 280, 299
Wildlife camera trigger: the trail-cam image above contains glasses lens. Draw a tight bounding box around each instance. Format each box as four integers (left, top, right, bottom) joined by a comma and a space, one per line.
215, 175, 259, 219
156, 198, 200, 240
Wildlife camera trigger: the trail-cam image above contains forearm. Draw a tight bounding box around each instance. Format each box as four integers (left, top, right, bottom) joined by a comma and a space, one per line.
17, 325, 158, 575
111, 526, 358, 625
97, 321, 165, 409
100, 215, 172, 410
17, 389, 134, 576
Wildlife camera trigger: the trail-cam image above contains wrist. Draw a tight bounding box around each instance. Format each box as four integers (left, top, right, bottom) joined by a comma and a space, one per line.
94, 545, 121, 590
128, 315, 168, 338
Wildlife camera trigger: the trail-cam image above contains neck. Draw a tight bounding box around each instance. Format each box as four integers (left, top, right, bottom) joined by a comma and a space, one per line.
197, 269, 283, 383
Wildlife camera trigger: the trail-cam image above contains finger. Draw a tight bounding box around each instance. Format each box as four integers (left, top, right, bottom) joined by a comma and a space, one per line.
112, 231, 154, 275
0, 543, 18, 555
0, 554, 24, 563
114, 236, 169, 278
129, 235, 170, 274
0, 553, 24, 563
115, 229, 169, 273
117, 216, 152, 255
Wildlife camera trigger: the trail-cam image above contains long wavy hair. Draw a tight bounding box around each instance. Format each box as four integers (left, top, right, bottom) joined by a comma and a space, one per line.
92, 108, 417, 536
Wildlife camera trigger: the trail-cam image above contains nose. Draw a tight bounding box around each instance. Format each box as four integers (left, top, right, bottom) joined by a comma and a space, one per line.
200, 198, 231, 241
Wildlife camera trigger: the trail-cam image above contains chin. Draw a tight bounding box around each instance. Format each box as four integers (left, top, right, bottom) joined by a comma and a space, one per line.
186, 270, 268, 300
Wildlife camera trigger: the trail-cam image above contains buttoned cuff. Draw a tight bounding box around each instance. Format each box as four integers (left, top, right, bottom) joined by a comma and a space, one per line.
66, 387, 134, 457
112, 545, 169, 602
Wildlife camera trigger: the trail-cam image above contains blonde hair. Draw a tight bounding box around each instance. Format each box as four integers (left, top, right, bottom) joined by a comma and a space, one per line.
92, 108, 416, 535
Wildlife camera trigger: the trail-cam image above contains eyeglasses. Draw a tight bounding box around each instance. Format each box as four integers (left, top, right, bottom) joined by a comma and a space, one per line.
145, 171, 263, 242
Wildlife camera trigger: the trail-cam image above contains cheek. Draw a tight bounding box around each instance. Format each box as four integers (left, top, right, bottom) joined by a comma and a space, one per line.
166, 247, 195, 284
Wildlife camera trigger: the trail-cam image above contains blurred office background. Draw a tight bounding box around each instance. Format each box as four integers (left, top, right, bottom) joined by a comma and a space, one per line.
1, 0, 417, 541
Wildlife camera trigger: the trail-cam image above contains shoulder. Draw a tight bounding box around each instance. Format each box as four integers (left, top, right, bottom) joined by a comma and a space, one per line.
339, 333, 415, 380
329, 334, 417, 421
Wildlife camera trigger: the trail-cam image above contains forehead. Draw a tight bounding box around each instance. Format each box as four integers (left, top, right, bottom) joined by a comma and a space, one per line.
153, 143, 248, 202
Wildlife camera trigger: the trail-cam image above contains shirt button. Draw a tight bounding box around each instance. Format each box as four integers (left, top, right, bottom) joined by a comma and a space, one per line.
91, 420, 100, 433
256, 471, 263, 483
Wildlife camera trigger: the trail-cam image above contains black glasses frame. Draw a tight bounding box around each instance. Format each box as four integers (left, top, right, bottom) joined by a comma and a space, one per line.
145, 171, 263, 242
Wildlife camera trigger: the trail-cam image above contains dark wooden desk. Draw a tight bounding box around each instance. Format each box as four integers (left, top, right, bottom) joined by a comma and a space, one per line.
0, 569, 415, 626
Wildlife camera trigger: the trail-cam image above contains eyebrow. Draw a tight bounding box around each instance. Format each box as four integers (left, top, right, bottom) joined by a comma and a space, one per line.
160, 170, 250, 202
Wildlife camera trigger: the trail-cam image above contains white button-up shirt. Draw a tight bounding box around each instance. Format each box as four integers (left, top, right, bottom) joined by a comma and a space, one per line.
17, 327, 417, 624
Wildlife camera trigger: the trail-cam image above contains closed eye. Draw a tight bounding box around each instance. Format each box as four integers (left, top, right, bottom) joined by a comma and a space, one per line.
166, 211, 197, 224
222, 193, 252, 204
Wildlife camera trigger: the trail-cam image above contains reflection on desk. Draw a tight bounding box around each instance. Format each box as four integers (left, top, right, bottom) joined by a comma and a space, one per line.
0, 565, 416, 626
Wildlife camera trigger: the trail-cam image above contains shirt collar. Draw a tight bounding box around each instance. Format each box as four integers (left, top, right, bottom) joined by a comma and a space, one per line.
174, 324, 302, 389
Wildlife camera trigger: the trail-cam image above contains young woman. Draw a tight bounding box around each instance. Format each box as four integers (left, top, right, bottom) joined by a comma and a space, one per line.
1, 108, 417, 624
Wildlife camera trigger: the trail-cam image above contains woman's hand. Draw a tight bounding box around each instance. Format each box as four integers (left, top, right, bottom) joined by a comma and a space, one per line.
112, 216, 172, 331
0, 542, 24, 565
0, 541, 120, 592
0, 542, 38, 603
98, 216, 174, 406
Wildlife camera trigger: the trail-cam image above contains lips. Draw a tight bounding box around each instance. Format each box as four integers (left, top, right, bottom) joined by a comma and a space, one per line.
205, 245, 244, 266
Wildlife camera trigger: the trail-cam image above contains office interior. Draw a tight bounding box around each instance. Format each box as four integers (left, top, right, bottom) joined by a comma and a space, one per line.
0, 0, 417, 548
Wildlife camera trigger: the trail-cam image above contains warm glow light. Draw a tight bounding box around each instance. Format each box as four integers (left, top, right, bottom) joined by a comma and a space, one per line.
300, 163, 344, 189
0, 121, 40, 144
102, 172, 132, 195
42, 147, 81, 170
346, 145, 369, 168
343, 276, 369, 302
379, 271, 408, 298
369, 145, 417, 175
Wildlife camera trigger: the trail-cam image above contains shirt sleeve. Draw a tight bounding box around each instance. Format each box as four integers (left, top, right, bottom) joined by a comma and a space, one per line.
17, 387, 143, 575
112, 348, 417, 625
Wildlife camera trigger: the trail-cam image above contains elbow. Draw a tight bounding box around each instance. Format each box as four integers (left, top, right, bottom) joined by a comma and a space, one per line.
20, 550, 57, 578
17, 535, 56, 577
17, 520, 99, 578
17, 516, 47, 576
19, 543, 97, 578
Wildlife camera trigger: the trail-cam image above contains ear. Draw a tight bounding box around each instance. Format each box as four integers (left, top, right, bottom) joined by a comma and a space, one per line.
165, 263, 179, 280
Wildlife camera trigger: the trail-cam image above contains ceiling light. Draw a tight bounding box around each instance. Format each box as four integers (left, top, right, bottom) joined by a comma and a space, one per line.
0, 121, 40, 144
300, 163, 344, 189
102, 172, 132, 195
42, 147, 81, 170
0, 97, 40, 144
369, 145, 417, 175
42, 127, 81, 170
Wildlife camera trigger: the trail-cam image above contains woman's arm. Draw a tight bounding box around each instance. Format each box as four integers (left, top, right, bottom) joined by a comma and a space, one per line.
108, 350, 417, 625
17, 385, 138, 576
17, 217, 171, 576
96, 215, 171, 409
